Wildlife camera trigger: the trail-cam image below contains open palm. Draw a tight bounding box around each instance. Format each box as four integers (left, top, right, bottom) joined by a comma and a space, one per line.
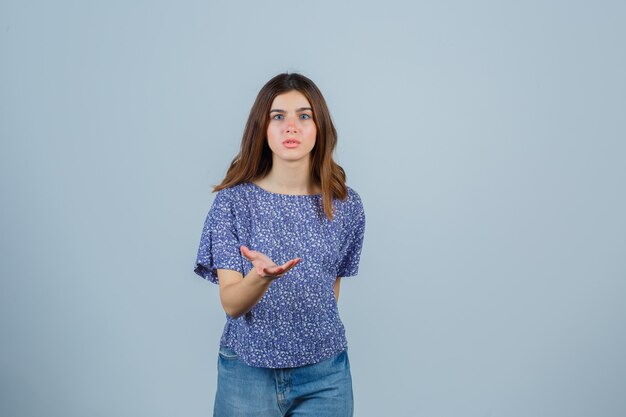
240, 246, 301, 279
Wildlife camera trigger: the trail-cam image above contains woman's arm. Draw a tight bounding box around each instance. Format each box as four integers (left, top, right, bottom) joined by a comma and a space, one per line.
217, 268, 271, 318
334, 277, 341, 303
218, 246, 300, 319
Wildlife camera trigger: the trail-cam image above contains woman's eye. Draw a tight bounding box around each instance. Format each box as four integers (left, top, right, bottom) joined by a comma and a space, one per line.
272, 114, 284, 120
299, 114, 311, 120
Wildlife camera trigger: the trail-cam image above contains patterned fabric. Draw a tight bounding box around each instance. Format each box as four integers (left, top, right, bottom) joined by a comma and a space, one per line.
194, 182, 366, 368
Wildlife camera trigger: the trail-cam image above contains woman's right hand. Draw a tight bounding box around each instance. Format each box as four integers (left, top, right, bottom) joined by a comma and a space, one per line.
240, 246, 301, 280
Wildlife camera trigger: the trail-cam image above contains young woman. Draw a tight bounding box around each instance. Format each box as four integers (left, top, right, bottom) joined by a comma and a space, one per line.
194, 73, 366, 417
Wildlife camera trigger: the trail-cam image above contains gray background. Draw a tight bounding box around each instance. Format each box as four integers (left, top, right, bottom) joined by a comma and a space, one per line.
1, 1, 625, 416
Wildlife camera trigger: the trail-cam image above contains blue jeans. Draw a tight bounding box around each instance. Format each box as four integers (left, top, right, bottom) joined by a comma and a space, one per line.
213, 346, 354, 417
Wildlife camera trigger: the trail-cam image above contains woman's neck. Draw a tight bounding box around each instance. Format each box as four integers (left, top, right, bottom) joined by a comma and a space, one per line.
255, 158, 320, 195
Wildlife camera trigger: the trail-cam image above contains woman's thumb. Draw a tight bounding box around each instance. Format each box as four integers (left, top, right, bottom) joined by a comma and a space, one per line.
240, 245, 254, 259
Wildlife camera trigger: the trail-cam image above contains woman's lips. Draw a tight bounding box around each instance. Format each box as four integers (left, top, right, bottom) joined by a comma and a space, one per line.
282, 139, 301, 148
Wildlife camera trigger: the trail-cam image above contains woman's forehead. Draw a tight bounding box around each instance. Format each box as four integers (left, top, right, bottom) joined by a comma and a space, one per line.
270, 90, 311, 109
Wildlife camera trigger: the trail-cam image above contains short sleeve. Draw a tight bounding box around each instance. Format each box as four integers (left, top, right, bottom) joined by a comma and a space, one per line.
336, 191, 366, 278
194, 190, 244, 284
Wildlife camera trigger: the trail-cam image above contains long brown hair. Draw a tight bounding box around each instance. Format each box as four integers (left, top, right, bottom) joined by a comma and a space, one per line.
214, 73, 348, 220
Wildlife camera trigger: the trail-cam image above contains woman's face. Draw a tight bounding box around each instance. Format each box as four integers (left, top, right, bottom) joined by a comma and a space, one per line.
266, 90, 317, 164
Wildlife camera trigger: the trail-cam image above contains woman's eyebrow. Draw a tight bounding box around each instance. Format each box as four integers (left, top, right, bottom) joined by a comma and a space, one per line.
269, 107, 313, 113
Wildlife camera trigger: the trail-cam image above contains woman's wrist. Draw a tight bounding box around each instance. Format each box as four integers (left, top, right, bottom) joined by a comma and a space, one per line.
245, 268, 277, 286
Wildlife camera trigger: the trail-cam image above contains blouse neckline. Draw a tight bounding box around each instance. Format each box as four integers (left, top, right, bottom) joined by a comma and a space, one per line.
247, 182, 322, 198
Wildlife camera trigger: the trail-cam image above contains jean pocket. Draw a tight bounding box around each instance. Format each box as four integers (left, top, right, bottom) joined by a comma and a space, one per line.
218, 345, 239, 360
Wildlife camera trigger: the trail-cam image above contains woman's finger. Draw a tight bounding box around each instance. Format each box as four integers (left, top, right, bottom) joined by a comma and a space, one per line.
280, 258, 301, 270
263, 265, 284, 276
262, 258, 301, 277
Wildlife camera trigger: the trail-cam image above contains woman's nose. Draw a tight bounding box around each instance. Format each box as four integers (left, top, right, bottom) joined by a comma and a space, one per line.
285, 121, 298, 133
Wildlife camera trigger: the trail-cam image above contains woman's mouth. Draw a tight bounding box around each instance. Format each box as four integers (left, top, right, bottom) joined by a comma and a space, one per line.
283, 139, 301, 148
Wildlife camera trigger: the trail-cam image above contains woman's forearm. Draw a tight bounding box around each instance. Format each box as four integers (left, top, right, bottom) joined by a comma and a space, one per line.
219, 269, 274, 319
